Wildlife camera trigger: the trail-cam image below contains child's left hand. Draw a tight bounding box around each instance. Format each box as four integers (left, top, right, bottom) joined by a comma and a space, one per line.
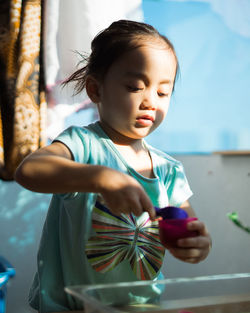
167, 220, 212, 263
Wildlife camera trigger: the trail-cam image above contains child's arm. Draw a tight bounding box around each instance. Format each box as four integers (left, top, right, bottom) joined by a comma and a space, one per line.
168, 200, 212, 263
15, 142, 156, 219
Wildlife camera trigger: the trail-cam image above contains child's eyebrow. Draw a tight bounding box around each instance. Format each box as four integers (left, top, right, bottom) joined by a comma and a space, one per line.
124, 71, 172, 85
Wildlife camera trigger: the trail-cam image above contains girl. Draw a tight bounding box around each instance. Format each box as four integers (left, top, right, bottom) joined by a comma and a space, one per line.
15, 20, 211, 313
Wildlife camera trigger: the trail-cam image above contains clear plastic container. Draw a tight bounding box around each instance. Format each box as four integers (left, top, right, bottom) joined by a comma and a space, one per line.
65, 273, 250, 313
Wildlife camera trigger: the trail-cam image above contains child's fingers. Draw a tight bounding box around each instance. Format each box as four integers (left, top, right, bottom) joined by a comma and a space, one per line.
125, 187, 153, 217
167, 220, 212, 263
187, 220, 209, 236
146, 207, 156, 220
186, 220, 212, 250
140, 196, 155, 220
169, 243, 210, 263
169, 247, 202, 263
177, 235, 209, 249
130, 197, 145, 216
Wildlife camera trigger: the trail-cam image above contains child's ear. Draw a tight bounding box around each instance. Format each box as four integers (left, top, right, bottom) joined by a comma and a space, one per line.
86, 76, 101, 103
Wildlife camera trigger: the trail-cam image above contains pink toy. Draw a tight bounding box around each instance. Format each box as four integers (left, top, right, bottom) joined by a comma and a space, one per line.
155, 206, 198, 248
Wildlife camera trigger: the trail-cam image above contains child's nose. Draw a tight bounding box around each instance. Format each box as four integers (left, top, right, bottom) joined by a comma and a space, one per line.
140, 92, 157, 110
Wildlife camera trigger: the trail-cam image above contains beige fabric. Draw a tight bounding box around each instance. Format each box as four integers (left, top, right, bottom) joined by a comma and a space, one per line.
0, 0, 47, 180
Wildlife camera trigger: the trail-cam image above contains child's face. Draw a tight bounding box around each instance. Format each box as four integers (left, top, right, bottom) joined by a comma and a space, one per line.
96, 41, 177, 143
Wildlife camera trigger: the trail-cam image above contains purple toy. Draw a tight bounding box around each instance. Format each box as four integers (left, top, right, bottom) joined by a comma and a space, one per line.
155, 206, 198, 248
155, 206, 188, 219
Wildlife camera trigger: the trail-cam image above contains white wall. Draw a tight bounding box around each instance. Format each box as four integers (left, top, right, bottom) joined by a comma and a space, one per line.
1, 154, 250, 312
163, 154, 250, 278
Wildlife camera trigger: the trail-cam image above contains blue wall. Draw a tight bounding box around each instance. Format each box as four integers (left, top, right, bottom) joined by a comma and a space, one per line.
143, 0, 250, 153
0, 181, 50, 313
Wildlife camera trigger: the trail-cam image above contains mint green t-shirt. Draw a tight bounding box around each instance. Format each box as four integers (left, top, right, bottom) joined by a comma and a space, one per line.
29, 122, 193, 312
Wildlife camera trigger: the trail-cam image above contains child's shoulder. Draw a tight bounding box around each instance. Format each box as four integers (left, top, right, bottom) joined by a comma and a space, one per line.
54, 122, 105, 164
59, 122, 101, 139
54, 122, 102, 153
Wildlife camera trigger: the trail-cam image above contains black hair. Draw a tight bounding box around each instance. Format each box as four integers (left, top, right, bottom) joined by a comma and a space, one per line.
63, 20, 179, 94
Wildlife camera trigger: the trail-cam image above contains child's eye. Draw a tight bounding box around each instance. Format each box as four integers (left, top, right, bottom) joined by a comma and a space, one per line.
158, 92, 169, 97
127, 86, 143, 92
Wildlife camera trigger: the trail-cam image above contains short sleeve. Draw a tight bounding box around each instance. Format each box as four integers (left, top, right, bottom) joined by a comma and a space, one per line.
52, 126, 91, 199
53, 126, 90, 164
165, 162, 193, 207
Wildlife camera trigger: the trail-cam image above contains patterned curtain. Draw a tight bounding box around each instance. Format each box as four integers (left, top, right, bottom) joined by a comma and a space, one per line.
0, 0, 47, 181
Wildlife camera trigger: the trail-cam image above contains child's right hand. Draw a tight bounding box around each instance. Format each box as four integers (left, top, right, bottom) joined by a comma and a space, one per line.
97, 167, 156, 220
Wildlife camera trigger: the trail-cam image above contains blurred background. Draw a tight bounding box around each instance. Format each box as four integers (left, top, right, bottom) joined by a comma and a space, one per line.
0, 0, 250, 312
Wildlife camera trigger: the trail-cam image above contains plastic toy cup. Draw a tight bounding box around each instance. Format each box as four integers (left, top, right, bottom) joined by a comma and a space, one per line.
155, 206, 198, 248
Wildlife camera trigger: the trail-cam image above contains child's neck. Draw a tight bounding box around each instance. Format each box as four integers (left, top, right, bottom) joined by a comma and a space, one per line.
99, 121, 141, 147
99, 121, 155, 178
115, 143, 155, 179
101, 122, 155, 178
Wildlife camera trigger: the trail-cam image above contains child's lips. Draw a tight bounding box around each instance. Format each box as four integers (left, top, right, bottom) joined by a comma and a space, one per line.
136, 115, 155, 125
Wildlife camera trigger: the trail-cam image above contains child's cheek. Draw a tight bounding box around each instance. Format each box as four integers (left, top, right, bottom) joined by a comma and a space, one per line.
156, 109, 167, 123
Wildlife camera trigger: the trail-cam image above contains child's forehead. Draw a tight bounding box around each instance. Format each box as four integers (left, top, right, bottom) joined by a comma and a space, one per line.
105, 44, 177, 83
118, 43, 176, 69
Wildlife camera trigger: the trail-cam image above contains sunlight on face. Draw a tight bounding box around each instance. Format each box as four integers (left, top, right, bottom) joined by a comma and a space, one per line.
97, 40, 177, 144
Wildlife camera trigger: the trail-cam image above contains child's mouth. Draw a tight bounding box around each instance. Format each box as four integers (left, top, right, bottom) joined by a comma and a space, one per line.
136, 115, 154, 126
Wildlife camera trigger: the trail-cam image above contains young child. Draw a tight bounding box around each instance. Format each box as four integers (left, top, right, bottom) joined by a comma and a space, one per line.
15, 20, 211, 313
